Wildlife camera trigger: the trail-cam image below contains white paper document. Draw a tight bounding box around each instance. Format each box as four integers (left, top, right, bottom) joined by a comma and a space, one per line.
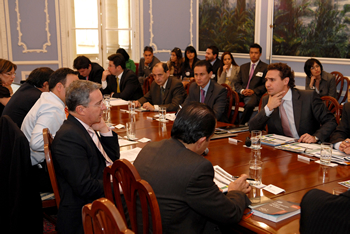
120, 147, 142, 163
118, 138, 138, 147
110, 98, 129, 106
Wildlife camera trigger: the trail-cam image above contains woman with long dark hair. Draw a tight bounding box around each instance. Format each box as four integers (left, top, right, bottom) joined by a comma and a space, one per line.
217, 52, 240, 90
167, 47, 183, 79
0, 59, 17, 114
182, 46, 199, 80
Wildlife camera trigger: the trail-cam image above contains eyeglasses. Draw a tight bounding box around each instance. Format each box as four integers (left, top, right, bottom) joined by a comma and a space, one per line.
3, 72, 16, 77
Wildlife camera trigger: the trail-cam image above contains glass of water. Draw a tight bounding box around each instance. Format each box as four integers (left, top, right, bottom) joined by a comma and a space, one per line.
128, 101, 136, 114
104, 94, 111, 108
251, 130, 262, 149
320, 142, 332, 165
249, 160, 262, 186
126, 122, 136, 140
159, 106, 166, 122
103, 109, 110, 124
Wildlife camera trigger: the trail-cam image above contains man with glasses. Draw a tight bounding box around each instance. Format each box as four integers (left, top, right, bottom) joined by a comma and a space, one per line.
101, 53, 143, 100
21, 68, 78, 193
134, 62, 186, 111
52, 80, 120, 234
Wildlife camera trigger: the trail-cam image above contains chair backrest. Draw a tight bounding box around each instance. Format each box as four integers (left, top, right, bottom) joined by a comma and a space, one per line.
142, 74, 154, 95
103, 159, 162, 234
43, 128, 60, 208
258, 93, 269, 111
183, 79, 195, 95
220, 84, 239, 124
130, 180, 162, 234
82, 198, 134, 234
321, 96, 340, 124
331, 71, 349, 104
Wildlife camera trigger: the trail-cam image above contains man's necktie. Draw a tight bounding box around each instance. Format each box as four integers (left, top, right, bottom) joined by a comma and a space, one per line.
87, 128, 113, 166
246, 63, 255, 89
200, 89, 205, 103
160, 87, 165, 103
117, 78, 120, 93
279, 100, 293, 137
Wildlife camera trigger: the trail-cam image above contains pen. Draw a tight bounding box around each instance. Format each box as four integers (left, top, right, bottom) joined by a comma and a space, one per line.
233, 176, 255, 181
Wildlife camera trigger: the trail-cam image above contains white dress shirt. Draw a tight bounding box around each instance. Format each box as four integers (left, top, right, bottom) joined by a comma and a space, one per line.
102, 71, 124, 90
264, 88, 299, 138
21, 92, 66, 166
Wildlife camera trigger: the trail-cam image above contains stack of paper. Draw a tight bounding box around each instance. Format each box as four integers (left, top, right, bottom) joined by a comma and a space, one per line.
110, 98, 129, 106
213, 165, 234, 193
261, 134, 295, 146
119, 147, 142, 163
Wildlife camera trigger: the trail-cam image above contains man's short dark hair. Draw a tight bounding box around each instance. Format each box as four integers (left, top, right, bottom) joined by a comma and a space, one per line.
267, 63, 295, 88
66, 80, 101, 112
73, 56, 91, 70
207, 45, 219, 57
250, 43, 262, 54
304, 58, 323, 78
144, 46, 153, 53
194, 60, 213, 74
26, 67, 54, 88
116, 48, 130, 61
153, 62, 168, 73
48, 68, 75, 91
171, 102, 216, 144
108, 53, 126, 70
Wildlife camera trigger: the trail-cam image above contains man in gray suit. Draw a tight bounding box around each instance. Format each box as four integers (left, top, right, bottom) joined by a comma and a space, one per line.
249, 63, 337, 143
235, 43, 268, 124
184, 60, 228, 122
134, 63, 186, 112
134, 102, 251, 233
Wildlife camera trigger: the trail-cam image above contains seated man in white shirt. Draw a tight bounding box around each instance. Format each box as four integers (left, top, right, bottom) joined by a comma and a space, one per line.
21, 68, 78, 192
249, 62, 337, 143
331, 103, 350, 153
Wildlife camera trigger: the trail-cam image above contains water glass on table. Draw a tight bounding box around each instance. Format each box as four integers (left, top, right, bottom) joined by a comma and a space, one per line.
103, 94, 111, 108
126, 122, 136, 140
159, 107, 167, 122
251, 130, 262, 149
103, 109, 110, 124
128, 101, 136, 114
249, 160, 262, 186
320, 142, 332, 165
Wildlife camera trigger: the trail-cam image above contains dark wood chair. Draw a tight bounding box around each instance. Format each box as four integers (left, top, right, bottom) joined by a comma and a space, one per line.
321, 96, 340, 124
258, 93, 269, 111
331, 71, 350, 105
183, 79, 195, 95
43, 128, 61, 209
220, 84, 239, 124
142, 74, 154, 95
82, 197, 134, 234
103, 159, 162, 234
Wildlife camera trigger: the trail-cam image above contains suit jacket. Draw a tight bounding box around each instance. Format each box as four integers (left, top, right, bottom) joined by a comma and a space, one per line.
52, 115, 120, 234
305, 71, 337, 98
184, 81, 228, 122
2, 82, 42, 128
300, 189, 350, 233
0, 115, 42, 233
249, 88, 337, 142
217, 65, 240, 90
134, 138, 251, 234
211, 59, 221, 82
102, 69, 143, 100
330, 102, 350, 144
235, 61, 268, 97
138, 56, 160, 78
78, 62, 104, 84
138, 76, 187, 112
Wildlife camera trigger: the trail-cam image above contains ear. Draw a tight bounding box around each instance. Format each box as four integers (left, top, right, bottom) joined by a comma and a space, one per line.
75, 105, 86, 116
283, 77, 290, 85
56, 82, 64, 92
196, 136, 207, 150
43, 81, 49, 91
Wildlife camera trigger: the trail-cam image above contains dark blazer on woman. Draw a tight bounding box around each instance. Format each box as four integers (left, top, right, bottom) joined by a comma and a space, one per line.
305, 71, 336, 98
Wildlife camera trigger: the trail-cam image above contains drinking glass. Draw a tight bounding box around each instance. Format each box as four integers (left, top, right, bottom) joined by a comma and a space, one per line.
159, 107, 166, 122
126, 122, 136, 140
104, 94, 111, 108
320, 142, 332, 165
103, 109, 110, 123
251, 130, 262, 149
128, 101, 136, 114
249, 160, 262, 186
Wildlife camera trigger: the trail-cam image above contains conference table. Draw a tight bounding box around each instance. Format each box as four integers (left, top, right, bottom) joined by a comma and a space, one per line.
108, 104, 350, 234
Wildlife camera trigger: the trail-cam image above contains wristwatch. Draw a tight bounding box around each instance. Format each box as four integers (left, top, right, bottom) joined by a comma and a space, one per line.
314, 136, 320, 143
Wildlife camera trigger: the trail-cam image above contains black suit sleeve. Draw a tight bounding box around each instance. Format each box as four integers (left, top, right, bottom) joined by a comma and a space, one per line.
212, 87, 227, 121
101, 75, 117, 95
160, 81, 187, 112
113, 72, 140, 100
331, 103, 350, 144
249, 96, 269, 131
234, 68, 244, 93
252, 68, 267, 96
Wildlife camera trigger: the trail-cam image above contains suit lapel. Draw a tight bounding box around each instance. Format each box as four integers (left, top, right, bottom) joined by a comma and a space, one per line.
292, 89, 302, 133
163, 77, 172, 102
204, 81, 214, 104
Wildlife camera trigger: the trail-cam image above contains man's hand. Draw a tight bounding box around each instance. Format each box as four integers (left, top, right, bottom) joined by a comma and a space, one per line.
243, 89, 254, 96
142, 102, 155, 111
228, 174, 251, 194
298, 133, 317, 143
102, 70, 111, 82
133, 100, 141, 108
91, 117, 109, 134
266, 91, 285, 111
339, 138, 350, 153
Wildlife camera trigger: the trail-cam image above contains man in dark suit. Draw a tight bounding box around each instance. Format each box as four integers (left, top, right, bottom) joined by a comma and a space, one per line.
134, 102, 251, 233
101, 53, 143, 100
134, 62, 186, 112
205, 45, 221, 82
138, 46, 160, 85
183, 60, 228, 122
249, 63, 337, 143
330, 103, 350, 154
52, 80, 120, 234
73, 55, 104, 83
300, 189, 350, 233
235, 43, 268, 124
2, 67, 53, 128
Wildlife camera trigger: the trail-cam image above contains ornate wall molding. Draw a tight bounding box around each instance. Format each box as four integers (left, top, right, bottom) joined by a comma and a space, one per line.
149, 0, 194, 53
15, 0, 51, 53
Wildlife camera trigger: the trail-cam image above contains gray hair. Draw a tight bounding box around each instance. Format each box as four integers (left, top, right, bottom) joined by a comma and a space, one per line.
65, 80, 101, 112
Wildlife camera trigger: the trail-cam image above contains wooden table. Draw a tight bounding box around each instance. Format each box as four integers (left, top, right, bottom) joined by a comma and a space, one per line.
108, 105, 350, 234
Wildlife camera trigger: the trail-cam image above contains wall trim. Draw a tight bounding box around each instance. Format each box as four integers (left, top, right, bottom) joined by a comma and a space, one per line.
21, 71, 31, 80
0, 0, 7, 59
4, 0, 12, 60
15, 0, 51, 53
149, 0, 193, 53
13, 60, 59, 65
272, 55, 350, 65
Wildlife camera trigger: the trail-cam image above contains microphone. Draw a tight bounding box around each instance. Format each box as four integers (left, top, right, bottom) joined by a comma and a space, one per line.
245, 137, 251, 147
202, 148, 209, 156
